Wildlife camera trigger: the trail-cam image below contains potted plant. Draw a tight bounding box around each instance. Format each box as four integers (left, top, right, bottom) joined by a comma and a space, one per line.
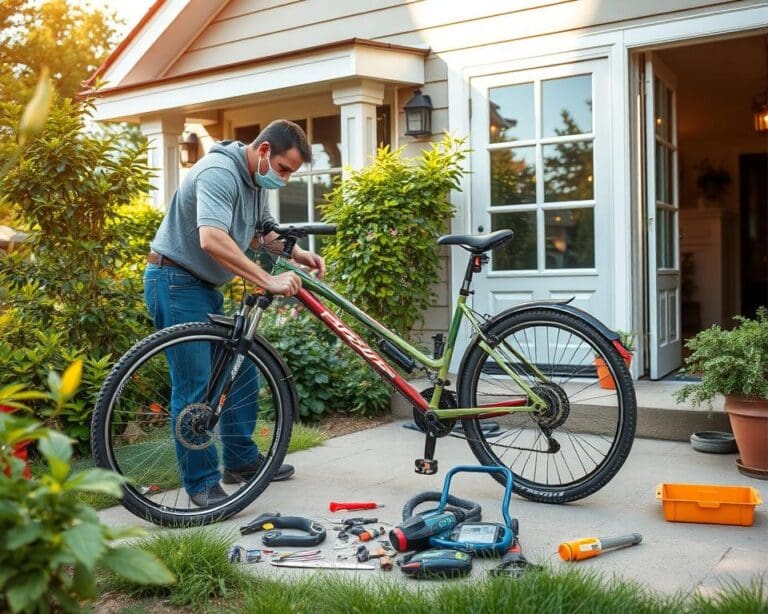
675, 308, 768, 477
595, 330, 635, 390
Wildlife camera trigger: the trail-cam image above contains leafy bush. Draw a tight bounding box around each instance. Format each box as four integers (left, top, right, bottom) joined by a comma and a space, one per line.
0, 365, 174, 613
258, 302, 389, 419
0, 94, 158, 448
321, 134, 468, 339
675, 307, 768, 407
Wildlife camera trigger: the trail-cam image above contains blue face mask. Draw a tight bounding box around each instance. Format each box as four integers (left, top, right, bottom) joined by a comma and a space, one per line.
254, 152, 286, 190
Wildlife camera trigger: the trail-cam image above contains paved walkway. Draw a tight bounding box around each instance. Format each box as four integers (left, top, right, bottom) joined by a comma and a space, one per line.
98, 421, 767, 595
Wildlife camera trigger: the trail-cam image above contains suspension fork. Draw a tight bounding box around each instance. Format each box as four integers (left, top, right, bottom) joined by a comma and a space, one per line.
204, 293, 273, 429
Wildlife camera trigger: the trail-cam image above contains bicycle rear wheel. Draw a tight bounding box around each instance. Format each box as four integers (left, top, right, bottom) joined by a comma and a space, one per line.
91, 322, 295, 527
457, 308, 636, 503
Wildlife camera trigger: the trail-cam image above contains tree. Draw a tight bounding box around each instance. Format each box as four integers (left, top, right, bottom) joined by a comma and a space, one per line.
0, 0, 121, 104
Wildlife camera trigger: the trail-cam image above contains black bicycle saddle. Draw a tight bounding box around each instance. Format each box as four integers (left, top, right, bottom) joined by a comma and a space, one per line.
437, 229, 514, 253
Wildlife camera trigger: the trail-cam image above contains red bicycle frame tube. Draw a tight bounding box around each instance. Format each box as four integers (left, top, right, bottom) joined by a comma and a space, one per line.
296, 288, 430, 412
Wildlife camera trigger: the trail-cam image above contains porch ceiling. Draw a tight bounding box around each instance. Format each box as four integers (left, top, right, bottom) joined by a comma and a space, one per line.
89, 39, 428, 123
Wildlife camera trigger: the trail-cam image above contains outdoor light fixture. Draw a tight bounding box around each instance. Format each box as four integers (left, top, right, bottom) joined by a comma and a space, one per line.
179, 132, 200, 167
754, 36, 768, 133
403, 89, 433, 137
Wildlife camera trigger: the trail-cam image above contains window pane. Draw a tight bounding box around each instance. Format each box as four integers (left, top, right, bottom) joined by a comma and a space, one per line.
377, 105, 391, 149
489, 83, 534, 142
312, 173, 339, 253
280, 176, 309, 224
491, 147, 536, 205
235, 124, 260, 144
491, 212, 537, 270
656, 208, 675, 269
312, 115, 341, 170
542, 74, 592, 137
545, 208, 594, 269
543, 141, 593, 202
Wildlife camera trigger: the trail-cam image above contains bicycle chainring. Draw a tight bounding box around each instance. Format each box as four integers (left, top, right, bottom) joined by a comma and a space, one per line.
175, 403, 216, 450
414, 387, 457, 437
531, 382, 570, 429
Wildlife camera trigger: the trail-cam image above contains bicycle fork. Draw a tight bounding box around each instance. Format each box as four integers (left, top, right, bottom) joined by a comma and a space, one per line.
204, 293, 272, 431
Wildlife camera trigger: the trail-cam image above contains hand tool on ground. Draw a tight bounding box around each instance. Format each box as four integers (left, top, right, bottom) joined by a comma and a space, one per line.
398, 549, 473, 579
269, 559, 376, 570
329, 501, 385, 512
332, 516, 378, 541
357, 526, 386, 542
349, 545, 394, 571
240, 512, 326, 547
558, 533, 643, 562
490, 539, 541, 576
228, 545, 269, 564
271, 548, 324, 563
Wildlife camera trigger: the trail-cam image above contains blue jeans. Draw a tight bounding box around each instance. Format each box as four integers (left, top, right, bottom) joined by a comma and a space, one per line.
144, 264, 260, 495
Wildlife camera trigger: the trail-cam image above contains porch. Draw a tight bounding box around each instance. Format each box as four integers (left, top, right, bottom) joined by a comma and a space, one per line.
391, 377, 729, 442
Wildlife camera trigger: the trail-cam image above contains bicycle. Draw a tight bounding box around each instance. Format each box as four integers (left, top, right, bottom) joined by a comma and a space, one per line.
91, 224, 636, 527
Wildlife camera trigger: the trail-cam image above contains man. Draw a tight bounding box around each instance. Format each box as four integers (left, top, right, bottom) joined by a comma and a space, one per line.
144, 119, 324, 506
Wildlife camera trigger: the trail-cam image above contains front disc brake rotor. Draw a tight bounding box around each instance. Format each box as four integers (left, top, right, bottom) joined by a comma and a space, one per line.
175, 402, 216, 450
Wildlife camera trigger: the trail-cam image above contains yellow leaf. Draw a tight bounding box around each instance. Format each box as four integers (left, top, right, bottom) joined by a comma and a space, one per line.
60, 360, 83, 400
19, 66, 53, 146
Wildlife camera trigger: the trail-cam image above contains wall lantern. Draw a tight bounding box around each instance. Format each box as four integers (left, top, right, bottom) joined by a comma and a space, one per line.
403, 89, 433, 137
179, 132, 200, 167
754, 36, 768, 133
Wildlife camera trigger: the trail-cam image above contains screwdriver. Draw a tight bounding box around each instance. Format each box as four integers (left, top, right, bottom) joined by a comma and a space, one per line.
558, 533, 642, 562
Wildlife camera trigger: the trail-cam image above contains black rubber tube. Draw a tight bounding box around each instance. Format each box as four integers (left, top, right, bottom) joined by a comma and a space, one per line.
401, 491, 482, 522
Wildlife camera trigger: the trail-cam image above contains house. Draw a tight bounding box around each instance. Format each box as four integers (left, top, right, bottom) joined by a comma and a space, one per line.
87, 0, 768, 380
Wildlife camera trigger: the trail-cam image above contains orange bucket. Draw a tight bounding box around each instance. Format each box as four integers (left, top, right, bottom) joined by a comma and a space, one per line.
656, 483, 763, 526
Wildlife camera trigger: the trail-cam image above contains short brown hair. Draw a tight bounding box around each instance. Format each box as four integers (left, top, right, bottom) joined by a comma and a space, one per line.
253, 119, 312, 163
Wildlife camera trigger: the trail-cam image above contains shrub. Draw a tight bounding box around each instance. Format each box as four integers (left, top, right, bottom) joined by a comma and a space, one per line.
0, 366, 175, 613
0, 94, 157, 448
321, 134, 468, 339
257, 302, 389, 419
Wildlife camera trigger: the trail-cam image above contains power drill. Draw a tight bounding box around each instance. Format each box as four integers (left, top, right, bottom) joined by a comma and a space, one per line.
389, 509, 465, 552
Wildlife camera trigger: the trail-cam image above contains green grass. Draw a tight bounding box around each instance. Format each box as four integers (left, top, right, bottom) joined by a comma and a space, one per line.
29, 422, 328, 511
100, 527, 249, 608
100, 529, 767, 614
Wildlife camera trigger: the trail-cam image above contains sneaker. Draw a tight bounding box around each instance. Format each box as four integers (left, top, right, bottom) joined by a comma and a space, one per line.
222, 456, 295, 484
189, 483, 228, 507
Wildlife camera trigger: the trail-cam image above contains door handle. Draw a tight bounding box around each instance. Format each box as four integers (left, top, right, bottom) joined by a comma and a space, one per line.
477, 225, 484, 232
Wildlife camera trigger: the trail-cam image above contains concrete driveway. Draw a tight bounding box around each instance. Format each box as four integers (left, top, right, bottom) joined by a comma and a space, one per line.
98, 420, 767, 595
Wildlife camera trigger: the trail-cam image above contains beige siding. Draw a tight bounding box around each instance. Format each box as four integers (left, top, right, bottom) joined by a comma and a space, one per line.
167, 0, 738, 77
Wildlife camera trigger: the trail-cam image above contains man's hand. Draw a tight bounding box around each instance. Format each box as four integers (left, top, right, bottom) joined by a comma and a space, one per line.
292, 247, 326, 279
265, 271, 302, 296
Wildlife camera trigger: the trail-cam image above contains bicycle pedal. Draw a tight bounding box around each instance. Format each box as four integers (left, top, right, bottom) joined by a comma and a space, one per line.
415, 458, 438, 475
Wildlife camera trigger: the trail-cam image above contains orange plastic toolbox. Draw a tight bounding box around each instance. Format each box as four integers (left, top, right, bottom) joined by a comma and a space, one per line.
656, 483, 763, 526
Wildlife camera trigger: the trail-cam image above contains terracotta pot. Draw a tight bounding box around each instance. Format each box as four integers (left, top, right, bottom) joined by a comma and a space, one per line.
724, 395, 768, 471
594, 355, 632, 390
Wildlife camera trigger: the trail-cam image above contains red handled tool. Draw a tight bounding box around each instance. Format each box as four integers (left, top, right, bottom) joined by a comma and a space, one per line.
329, 501, 385, 512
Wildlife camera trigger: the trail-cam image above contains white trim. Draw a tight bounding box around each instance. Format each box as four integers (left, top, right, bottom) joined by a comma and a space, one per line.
103, 0, 191, 86
93, 44, 425, 122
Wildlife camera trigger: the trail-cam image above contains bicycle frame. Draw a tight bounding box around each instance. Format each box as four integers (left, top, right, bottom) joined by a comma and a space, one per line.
261, 256, 545, 421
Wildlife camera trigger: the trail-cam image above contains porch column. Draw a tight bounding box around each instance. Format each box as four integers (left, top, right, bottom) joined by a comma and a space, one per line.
140, 114, 185, 209
332, 80, 384, 175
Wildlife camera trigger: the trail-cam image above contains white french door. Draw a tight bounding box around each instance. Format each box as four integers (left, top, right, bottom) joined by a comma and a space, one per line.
644, 53, 681, 379
469, 59, 612, 323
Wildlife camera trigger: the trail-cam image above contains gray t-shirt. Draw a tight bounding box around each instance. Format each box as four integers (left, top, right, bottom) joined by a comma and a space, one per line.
150, 140, 275, 286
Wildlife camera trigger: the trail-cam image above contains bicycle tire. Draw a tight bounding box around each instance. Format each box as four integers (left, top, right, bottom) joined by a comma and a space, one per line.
91, 322, 295, 527
457, 308, 636, 503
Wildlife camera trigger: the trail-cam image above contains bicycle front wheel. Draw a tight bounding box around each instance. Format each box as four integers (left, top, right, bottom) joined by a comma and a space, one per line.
457, 308, 636, 503
91, 322, 295, 527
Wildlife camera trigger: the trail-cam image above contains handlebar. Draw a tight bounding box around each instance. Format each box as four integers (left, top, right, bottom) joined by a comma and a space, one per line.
272, 223, 337, 238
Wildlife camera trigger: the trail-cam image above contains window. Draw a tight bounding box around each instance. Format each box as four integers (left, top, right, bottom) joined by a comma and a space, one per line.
275, 107, 391, 252
488, 74, 595, 271
275, 116, 341, 252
